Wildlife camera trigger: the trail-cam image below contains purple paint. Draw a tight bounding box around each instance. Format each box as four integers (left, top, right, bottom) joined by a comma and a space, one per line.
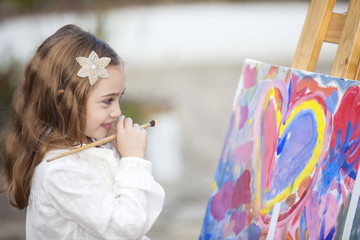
230, 210, 247, 235
325, 90, 338, 114
210, 170, 252, 221
248, 223, 262, 240
268, 110, 317, 199
239, 105, 249, 129
210, 180, 233, 220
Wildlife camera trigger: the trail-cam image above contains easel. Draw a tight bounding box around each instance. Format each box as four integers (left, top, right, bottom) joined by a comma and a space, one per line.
291, 0, 360, 80
289, 1, 360, 239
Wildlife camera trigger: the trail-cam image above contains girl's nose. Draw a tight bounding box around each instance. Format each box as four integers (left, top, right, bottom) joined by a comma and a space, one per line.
110, 102, 121, 119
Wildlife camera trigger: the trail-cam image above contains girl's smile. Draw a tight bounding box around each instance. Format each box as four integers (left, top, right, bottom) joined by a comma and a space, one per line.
101, 122, 113, 130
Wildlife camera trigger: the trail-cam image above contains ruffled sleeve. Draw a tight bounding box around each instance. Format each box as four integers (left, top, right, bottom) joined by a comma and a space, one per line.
44, 149, 165, 240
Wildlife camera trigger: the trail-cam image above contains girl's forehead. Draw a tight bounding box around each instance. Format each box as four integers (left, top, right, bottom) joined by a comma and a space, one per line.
89, 66, 126, 97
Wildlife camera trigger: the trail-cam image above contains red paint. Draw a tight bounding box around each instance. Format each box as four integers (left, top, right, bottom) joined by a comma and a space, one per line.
331, 86, 360, 168
266, 66, 278, 79
296, 76, 336, 97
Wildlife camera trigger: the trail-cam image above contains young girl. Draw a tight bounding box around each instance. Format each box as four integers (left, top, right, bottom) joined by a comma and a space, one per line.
0, 24, 165, 240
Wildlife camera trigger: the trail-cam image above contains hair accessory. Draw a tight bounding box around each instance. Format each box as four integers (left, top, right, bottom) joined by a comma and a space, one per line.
76, 51, 111, 85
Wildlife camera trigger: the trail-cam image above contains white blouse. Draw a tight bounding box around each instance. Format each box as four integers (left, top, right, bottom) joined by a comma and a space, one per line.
26, 144, 165, 240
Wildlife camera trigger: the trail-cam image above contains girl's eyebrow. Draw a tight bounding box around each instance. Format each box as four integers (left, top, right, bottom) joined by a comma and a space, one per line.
101, 88, 126, 98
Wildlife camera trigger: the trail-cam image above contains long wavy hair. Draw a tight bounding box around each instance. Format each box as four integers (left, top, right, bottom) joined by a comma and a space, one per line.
0, 24, 122, 209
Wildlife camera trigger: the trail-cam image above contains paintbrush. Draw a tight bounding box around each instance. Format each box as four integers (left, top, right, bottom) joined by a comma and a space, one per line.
47, 120, 157, 162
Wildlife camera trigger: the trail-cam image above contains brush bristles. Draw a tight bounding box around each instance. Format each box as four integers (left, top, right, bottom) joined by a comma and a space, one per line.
149, 120, 157, 127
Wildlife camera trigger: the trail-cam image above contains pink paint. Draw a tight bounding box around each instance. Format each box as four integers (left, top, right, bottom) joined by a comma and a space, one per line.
305, 193, 322, 239
322, 194, 339, 234
305, 192, 339, 239
243, 65, 257, 89
210, 180, 233, 220
230, 170, 252, 208
261, 96, 279, 190
232, 141, 253, 164
344, 176, 354, 192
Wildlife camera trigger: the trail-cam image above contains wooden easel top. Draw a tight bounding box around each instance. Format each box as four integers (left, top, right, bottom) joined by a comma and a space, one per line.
291, 0, 360, 80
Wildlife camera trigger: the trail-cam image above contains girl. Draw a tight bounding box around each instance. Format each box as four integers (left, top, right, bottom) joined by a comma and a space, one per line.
0, 24, 165, 240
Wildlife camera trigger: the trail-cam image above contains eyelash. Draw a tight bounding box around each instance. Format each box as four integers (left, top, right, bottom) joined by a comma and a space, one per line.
103, 92, 124, 106
104, 98, 115, 105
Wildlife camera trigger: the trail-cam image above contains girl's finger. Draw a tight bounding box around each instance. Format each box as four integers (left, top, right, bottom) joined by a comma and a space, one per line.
117, 115, 125, 129
124, 117, 133, 128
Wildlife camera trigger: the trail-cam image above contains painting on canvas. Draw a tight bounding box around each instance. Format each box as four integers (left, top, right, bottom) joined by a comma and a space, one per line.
200, 59, 360, 239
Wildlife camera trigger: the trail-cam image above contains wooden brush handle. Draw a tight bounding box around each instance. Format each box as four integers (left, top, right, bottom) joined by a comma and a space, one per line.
46, 121, 155, 162
47, 135, 116, 162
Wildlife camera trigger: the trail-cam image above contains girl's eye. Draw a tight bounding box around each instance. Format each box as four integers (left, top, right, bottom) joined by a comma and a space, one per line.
104, 99, 114, 105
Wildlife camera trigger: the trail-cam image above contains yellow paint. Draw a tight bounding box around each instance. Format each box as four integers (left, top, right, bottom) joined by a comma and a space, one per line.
259, 99, 325, 215
248, 118, 253, 125
256, 137, 262, 210
212, 181, 217, 192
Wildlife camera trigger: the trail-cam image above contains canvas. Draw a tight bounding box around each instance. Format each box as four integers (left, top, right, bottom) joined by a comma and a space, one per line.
200, 59, 360, 240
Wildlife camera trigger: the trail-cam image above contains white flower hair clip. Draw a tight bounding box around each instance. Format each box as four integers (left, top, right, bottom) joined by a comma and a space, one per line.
76, 51, 111, 85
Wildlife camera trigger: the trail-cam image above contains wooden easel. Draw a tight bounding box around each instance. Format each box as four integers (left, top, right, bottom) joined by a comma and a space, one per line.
291, 0, 360, 80
290, 1, 360, 239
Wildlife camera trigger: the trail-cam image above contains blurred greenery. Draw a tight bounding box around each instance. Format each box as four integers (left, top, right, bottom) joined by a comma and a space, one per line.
120, 101, 149, 124
0, 62, 20, 129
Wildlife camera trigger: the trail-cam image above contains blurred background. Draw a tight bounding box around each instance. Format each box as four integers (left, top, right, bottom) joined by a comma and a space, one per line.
0, 0, 349, 239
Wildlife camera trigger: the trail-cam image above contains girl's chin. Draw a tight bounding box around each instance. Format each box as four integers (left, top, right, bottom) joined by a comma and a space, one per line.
83, 133, 108, 143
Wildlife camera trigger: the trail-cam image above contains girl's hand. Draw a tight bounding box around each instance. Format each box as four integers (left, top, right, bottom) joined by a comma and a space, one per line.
115, 115, 147, 159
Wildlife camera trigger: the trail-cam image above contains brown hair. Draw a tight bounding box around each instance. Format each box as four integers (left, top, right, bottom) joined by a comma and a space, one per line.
0, 24, 122, 209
